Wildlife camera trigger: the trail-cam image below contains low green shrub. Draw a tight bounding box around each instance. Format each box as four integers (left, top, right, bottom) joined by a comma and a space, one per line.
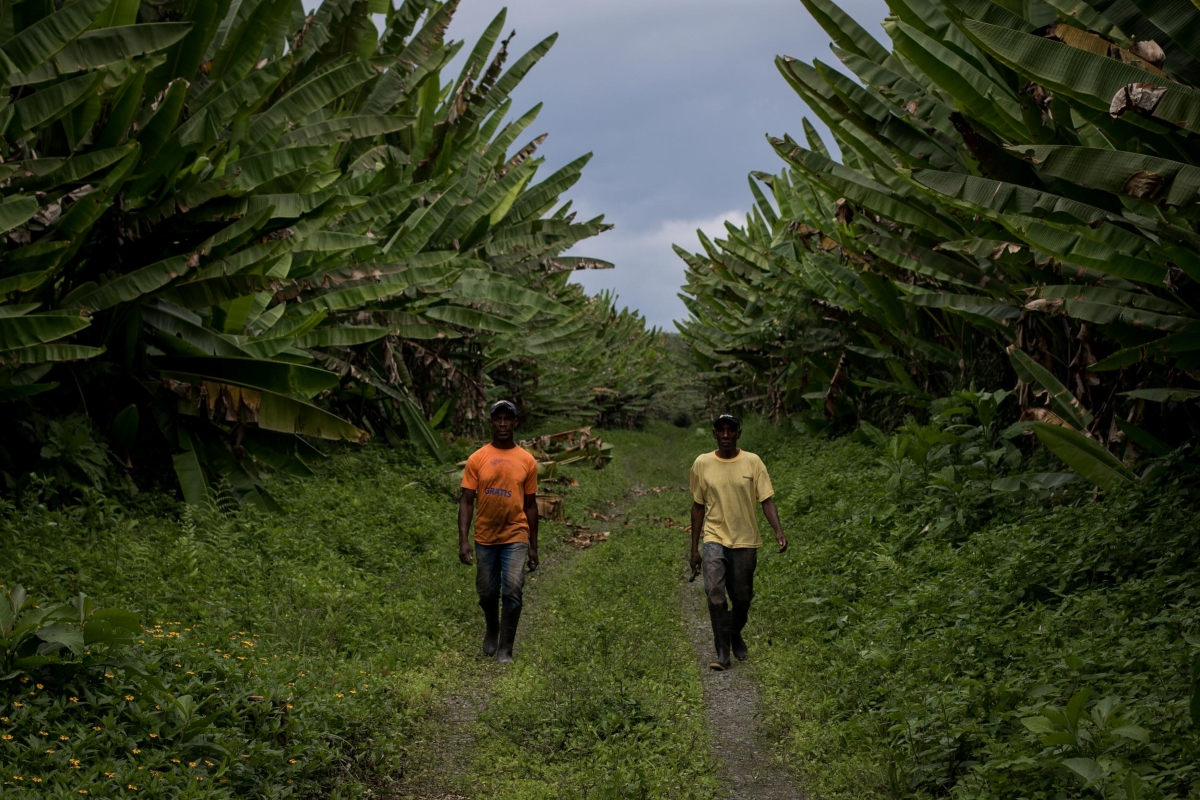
741, 418, 1200, 800
1, 593, 332, 796
0, 444, 489, 797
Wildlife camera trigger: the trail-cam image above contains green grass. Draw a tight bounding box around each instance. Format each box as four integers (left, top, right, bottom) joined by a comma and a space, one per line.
468, 425, 716, 799
736, 418, 1200, 800
2, 445, 477, 797
7, 418, 1198, 800
0, 424, 717, 799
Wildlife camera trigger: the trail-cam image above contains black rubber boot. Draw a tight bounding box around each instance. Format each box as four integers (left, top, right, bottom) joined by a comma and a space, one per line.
481, 601, 500, 657
731, 608, 749, 661
496, 607, 522, 664
707, 605, 732, 670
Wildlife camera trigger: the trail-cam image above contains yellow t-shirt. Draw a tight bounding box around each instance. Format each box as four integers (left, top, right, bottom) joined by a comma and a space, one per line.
690, 450, 774, 549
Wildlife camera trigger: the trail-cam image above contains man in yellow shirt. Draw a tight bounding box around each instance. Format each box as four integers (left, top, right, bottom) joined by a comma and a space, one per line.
689, 413, 787, 670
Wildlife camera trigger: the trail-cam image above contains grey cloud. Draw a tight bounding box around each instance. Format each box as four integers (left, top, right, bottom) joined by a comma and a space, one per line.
440, 0, 889, 326
335, 0, 891, 325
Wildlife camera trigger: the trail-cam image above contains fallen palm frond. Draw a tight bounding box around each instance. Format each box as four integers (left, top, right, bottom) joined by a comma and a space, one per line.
535, 493, 563, 520
560, 525, 608, 549
520, 426, 613, 473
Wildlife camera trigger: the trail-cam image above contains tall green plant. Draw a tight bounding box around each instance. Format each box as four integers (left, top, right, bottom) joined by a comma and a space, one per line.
0, 0, 644, 506
678, 0, 1200, 485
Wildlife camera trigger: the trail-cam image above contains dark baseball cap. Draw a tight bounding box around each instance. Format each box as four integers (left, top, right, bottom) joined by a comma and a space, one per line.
712, 413, 741, 429
489, 400, 518, 418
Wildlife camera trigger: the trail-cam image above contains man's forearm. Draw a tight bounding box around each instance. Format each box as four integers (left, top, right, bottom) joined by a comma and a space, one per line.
690, 503, 705, 553
527, 504, 539, 550
762, 498, 783, 536
458, 499, 473, 547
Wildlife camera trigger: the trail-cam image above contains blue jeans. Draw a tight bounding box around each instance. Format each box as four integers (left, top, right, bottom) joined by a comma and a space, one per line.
475, 543, 528, 611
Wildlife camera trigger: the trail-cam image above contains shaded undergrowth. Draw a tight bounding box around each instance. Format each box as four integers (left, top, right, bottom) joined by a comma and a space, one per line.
737, 419, 1200, 800
0, 439, 580, 798
7, 418, 1197, 800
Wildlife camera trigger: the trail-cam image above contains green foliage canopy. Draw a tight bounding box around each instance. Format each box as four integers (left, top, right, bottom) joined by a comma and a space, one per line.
0, 0, 661, 505
677, 0, 1200, 484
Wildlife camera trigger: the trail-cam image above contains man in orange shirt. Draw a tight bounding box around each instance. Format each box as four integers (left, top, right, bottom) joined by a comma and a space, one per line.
459, 400, 540, 663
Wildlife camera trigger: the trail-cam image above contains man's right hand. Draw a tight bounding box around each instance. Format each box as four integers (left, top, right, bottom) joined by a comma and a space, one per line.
689, 549, 702, 577
459, 542, 474, 566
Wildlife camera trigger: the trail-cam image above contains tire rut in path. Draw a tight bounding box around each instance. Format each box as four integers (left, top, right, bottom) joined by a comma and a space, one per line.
681, 582, 807, 800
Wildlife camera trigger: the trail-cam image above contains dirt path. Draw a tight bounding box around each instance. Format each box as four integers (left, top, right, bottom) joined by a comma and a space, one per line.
402, 424, 805, 799
681, 581, 807, 800
398, 492, 631, 799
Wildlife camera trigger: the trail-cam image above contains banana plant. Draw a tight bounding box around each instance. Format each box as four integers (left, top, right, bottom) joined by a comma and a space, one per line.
678, 0, 1200, 486
0, 0, 649, 505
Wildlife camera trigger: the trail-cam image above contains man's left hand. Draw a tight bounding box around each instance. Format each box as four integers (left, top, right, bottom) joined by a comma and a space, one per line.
776, 531, 789, 554
528, 548, 539, 572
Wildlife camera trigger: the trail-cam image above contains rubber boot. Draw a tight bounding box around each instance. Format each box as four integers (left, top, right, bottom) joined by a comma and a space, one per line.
481, 601, 500, 657
731, 608, 749, 661
496, 607, 522, 664
707, 605, 732, 670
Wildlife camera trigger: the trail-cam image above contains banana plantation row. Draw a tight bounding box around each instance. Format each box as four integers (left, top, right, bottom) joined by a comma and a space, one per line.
0, 0, 667, 506
9, 0, 1199, 503
679, 0, 1200, 488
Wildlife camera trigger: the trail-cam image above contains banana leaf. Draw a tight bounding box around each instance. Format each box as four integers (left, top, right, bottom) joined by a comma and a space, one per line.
0, 313, 92, 351
10, 23, 192, 82
1, 0, 109, 73
1033, 421, 1134, 489
1123, 388, 1200, 401
1008, 345, 1094, 428
155, 356, 340, 399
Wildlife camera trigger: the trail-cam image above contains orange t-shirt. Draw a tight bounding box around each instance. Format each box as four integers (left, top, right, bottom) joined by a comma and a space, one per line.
461, 444, 539, 545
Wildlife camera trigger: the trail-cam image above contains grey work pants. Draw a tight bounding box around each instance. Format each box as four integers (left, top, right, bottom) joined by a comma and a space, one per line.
701, 542, 757, 629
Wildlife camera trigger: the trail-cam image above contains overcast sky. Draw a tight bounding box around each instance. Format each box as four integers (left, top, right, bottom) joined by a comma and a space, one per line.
305, 0, 899, 327
440, 0, 891, 329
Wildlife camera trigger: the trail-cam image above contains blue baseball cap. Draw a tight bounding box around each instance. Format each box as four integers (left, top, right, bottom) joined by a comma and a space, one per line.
712, 413, 741, 429
490, 400, 518, 418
